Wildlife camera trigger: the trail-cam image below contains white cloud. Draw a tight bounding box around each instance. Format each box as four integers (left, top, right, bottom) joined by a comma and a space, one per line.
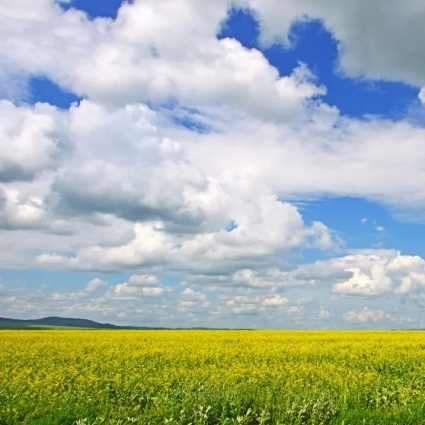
178, 287, 210, 313
53, 277, 108, 299
1, 3, 425, 280
286, 306, 303, 316
181, 107, 425, 216
181, 288, 206, 300
0, 101, 63, 182
111, 274, 169, 299
262, 295, 288, 307
419, 88, 425, 106
113, 284, 165, 298
1, 98, 425, 299
36, 172, 335, 273
343, 307, 387, 323
331, 250, 425, 298
361, 218, 368, 224
229, 267, 322, 289
246, 0, 425, 87
333, 267, 391, 297
317, 308, 333, 320
2, 0, 425, 330
0, 186, 46, 229
196, 250, 425, 302
128, 275, 159, 287
0, 0, 324, 120
86, 278, 107, 293
1, 264, 424, 328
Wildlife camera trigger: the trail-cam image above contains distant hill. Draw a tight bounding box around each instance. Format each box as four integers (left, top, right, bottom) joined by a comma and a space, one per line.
0, 316, 236, 330
0, 316, 156, 330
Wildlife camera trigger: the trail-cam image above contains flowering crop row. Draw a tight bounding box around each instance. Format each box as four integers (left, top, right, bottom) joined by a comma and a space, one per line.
2, 330, 425, 424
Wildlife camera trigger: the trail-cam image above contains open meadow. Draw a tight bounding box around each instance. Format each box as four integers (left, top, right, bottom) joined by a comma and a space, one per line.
2, 330, 425, 425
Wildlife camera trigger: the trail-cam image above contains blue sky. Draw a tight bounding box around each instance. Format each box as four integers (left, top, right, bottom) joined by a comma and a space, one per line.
1, 0, 425, 328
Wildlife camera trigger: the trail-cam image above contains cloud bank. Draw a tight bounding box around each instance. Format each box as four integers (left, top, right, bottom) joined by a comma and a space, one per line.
1, 0, 425, 327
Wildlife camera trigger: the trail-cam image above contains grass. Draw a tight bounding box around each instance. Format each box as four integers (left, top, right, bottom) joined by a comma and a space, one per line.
0, 321, 95, 330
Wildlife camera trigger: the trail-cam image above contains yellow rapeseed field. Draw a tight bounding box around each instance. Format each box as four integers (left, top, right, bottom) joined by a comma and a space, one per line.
2, 330, 425, 424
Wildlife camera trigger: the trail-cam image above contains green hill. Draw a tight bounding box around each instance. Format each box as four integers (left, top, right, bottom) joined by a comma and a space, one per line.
0, 316, 235, 330
0, 316, 151, 330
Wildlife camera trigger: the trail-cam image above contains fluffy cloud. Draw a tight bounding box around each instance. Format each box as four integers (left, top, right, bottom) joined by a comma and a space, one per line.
33, 116, 336, 272
286, 306, 303, 316
343, 307, 388, 323
246, 0, 425, 87
4, 0, 416, 100
1, 262, 424, 328
0, 101, 64, 182
199, 250, 425, 302
221, 295, 260, 316
0, 98, 335, 273
113, 274, 170, 298
262, 295, 288, 307
0, 0, 324, 120
86, 278, 107, 293
419, 88, 425, 106
49, 277, 108, 300
181, 107, 425, 215
2, 0, 425, 329
36, 205, 332, 273
331, 251, 425, 298
0, 186, 46, 229
3, 97, 425, 289
228, 267, 329, 289
317, 309, 333, 320
128, 275, 159, 286
226, 250, 425, 301
178, 287, 210, 313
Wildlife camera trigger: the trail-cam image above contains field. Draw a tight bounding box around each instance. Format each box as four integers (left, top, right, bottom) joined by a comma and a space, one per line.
2, 331, 425, 424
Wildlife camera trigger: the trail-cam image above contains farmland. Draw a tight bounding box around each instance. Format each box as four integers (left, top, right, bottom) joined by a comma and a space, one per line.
2, 331, 425, 424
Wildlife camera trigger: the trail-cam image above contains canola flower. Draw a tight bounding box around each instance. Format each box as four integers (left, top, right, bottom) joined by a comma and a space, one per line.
2, 331, 425, 424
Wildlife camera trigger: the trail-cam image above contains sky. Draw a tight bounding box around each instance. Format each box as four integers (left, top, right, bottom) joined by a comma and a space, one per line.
1, 0, 425, 329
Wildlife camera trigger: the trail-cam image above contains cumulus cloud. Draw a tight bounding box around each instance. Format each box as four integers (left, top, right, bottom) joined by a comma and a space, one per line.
0, 101, 64, 182
128, 275, 159, 287
225, 262, 350, 289
0, 186, 46, 229
53, 277, 108, 300
246, 0, 425, 86
2, 0, 425, 329
182, 107, 425, 216
286, 306, 303, 316
2, 98, 425, 309
0, 0, 324, 120
221, 295, 260, 316
178, 287, 210, 313
113, 274, 170, 298
343, 307, 388, 323
317, 308, 333, 320
262, 295, 288, 307
37, 174, 335, 273
419, 88, 425, 106
198, 250, 425, 303
225, 250, 425, 301
331, 250, 425, 298
86, 278, 107, 293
